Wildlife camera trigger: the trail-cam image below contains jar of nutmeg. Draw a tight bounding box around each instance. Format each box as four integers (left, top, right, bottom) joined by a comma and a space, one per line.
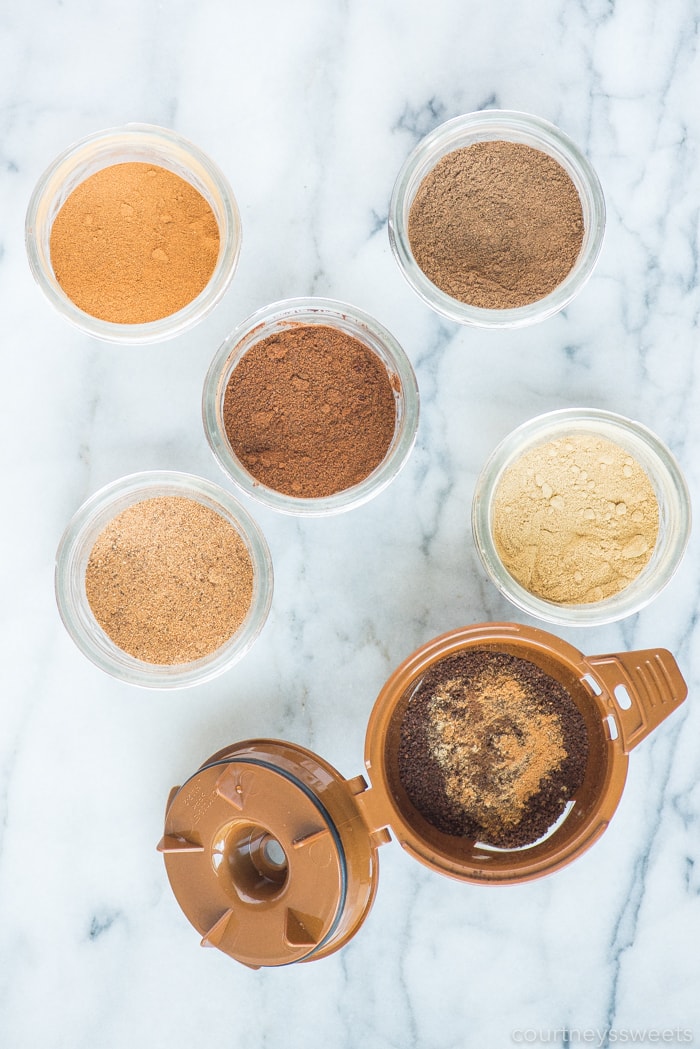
55, 472, 273, 688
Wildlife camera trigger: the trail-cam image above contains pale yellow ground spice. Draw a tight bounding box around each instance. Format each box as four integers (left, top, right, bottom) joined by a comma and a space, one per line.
492, 433, 659, 603
85, 496, 253, 664
50, 162, 220, 323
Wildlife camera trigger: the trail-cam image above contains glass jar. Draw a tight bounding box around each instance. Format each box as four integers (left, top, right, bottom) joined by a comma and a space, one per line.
388, 110, 605, 328
55, 472, 273, 688
202, 297, 420, 516
472, 408, 691, 626
25, 123, 241, 344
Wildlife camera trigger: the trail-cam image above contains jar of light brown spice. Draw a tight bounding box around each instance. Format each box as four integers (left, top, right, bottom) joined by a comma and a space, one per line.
55, 472, 273, 688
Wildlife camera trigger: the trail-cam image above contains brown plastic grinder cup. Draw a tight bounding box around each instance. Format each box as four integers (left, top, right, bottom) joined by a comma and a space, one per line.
159, 622, 686, 967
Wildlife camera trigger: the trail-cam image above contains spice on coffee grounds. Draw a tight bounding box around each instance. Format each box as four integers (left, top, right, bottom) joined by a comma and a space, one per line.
85, 496, 253, 664
49, 162, 220, 323
222, 324, 397, 498
492, 433, 659, 604
407, 140, 584, 309
398, 650, 588, 848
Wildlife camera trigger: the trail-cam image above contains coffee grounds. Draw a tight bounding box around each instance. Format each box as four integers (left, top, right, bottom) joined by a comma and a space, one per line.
407, 140, 584, 309
50, 162, 220, 323
398, 649, 588, 847
85, 496, 253, 664
222, 324, 397, 498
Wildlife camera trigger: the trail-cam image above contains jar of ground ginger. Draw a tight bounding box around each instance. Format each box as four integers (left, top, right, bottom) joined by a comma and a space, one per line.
472, 408, 691, 625
55, 472, 273, 687
26, 124, 241, 344
388, 110, 605, 327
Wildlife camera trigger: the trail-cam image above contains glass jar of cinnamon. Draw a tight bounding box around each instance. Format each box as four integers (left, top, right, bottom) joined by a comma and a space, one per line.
26, 124, 241, 344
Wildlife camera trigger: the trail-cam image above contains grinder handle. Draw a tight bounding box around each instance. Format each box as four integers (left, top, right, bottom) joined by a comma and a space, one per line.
587, 649, 687, 754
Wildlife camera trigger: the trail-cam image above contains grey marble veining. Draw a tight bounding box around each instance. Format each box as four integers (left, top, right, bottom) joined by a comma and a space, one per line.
1, 1, 699, 1047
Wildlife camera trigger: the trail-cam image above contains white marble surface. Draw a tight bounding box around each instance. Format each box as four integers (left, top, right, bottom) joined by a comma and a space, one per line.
1, 1, 699, 1046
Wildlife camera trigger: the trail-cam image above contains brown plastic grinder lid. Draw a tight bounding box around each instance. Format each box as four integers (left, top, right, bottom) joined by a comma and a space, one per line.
159, 758, 349, 968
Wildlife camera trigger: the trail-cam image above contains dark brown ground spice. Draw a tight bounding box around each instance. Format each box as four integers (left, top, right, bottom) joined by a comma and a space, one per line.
398, 649, 588, 848
222, 324, 397, 498
407, 140, 584, 309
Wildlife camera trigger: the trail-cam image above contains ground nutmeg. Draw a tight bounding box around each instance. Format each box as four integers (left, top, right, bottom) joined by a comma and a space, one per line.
398, 649, 588, 848
50, 162, 220, 323
222, 324, 397, 498
85, 496, 253, 664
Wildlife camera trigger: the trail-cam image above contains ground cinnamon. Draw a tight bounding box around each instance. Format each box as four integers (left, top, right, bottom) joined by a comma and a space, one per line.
398, 649, 588, 847
408, 140, 584, 308
222, 324, 397, 498
85, 496, 253, 664
50, 162, 220, 323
